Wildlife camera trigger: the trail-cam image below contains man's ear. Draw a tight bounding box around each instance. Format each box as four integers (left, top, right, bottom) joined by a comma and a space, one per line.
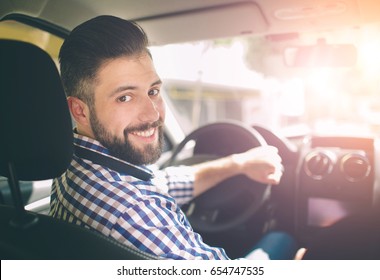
67, 96, 90, 126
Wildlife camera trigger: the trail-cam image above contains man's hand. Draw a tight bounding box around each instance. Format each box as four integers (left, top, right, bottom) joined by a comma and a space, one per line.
193, 145, 283, 197
231, 145, 283, 185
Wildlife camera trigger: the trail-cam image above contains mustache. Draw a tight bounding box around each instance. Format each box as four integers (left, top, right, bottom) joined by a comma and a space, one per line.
123, 119, 164, 135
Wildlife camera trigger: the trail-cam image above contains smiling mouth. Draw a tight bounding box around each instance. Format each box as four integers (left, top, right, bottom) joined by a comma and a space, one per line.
125, 120, 163, 141
130, 127, 156, 138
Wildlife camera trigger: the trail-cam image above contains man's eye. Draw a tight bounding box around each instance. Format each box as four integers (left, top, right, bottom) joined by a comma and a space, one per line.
149, 89, 160, 96
118, 95, 132, 102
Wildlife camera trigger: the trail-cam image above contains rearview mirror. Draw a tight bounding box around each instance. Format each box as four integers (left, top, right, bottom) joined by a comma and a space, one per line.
284, 39, 357, 67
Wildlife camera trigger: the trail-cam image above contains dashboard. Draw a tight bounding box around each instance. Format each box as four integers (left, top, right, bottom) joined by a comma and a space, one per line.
295, 136, 380, 244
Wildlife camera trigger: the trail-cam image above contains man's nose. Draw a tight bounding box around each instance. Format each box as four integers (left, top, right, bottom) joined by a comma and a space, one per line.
138, 97, 160, 122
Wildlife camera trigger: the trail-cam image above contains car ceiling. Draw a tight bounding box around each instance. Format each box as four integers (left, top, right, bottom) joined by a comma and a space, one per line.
1, 0, 380, 45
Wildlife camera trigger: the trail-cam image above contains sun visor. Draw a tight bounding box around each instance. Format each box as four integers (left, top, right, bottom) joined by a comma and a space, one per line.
138, 2, 268, 45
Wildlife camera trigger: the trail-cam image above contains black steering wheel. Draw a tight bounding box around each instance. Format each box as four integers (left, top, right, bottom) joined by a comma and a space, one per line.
163, 121, 272, 233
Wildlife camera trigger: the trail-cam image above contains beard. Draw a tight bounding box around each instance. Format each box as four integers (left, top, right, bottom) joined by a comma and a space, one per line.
89, 111, 164, 165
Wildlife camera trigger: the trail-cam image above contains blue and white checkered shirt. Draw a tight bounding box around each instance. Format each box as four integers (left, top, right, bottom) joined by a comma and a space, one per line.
50, 132, 229, 259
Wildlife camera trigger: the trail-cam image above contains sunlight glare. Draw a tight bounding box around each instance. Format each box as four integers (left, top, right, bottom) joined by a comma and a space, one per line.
358, 41, 380, 78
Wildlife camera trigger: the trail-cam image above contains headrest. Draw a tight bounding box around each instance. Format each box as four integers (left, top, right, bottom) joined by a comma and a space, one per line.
0, 40, 73, 180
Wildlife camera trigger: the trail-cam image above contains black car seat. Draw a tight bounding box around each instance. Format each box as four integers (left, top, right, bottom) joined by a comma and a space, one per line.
0, 39, 157, 259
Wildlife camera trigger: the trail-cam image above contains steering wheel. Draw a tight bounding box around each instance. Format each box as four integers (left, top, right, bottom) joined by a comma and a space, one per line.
163, 121, 271, 233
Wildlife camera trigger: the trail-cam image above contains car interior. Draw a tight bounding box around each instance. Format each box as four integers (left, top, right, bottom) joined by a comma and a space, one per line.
1, 0, 380, 260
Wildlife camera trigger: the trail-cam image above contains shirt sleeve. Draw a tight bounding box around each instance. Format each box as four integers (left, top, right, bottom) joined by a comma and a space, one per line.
153, 165, 195, 206
110, 194, 230, 260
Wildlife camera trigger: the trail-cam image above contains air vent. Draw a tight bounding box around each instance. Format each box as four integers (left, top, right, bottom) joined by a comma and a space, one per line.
340, 153, 371, 182
304, 150, 335, 180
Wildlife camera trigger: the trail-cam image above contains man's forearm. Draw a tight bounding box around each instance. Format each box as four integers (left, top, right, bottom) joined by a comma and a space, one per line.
191, 146, 283, 198
192, 155, 241, 197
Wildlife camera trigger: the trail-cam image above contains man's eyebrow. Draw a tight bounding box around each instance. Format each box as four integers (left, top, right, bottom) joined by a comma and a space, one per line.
109, 85, 136, 97
109, 79, 162, 97
151, 79, 162, 87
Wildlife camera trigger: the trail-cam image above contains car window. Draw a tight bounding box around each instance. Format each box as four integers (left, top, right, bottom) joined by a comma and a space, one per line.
150, 23, 380, 139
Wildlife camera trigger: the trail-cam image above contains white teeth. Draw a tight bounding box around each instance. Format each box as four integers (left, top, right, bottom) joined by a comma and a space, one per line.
132, 128, 155, 137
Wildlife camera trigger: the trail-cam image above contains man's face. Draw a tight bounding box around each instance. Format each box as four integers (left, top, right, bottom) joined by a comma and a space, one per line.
89, 53, 165, 165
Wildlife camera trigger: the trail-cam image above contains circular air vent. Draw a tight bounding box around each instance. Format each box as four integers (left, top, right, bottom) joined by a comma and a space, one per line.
340, 153, 371, 182
304, 150, 335, 180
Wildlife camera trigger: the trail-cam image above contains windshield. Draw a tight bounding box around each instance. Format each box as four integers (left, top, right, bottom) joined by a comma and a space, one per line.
150, 22, 380, 139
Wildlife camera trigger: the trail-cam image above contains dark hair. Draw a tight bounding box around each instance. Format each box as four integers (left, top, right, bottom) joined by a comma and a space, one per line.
59, 15, 150, 105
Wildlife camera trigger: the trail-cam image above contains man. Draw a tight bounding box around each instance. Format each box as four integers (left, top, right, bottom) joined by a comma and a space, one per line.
50, 15, 293, 259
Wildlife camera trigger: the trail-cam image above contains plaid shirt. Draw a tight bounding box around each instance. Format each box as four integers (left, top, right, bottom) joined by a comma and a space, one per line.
50, 132, 229, 259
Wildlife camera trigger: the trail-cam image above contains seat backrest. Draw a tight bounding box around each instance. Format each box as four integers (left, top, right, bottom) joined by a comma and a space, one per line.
0, 39, 157, 259
0, 40, 73, 181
